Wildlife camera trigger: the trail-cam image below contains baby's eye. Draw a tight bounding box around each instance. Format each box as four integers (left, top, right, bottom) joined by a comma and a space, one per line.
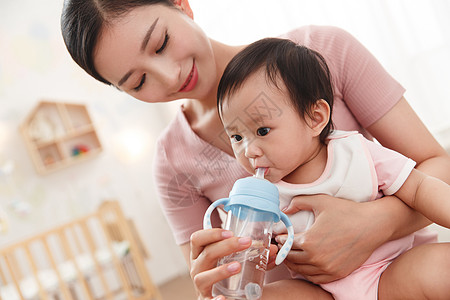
231, 134, 243, 143
256, 127, 270, 136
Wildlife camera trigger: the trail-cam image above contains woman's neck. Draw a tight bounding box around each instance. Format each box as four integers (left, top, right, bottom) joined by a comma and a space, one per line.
182, 40, 246, 156
189, 39, 245, 111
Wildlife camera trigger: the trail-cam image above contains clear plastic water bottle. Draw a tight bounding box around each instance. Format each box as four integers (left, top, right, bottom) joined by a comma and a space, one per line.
203, 169, 294, 300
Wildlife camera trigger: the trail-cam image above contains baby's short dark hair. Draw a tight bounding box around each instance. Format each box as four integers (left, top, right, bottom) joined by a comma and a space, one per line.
217, 38, 334, 142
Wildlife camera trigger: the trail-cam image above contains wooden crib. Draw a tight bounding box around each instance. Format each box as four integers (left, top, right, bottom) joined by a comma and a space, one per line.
0, 201, 162, 300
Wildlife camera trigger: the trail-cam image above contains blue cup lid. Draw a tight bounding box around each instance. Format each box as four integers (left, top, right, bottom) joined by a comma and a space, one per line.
223, 177, 281, 222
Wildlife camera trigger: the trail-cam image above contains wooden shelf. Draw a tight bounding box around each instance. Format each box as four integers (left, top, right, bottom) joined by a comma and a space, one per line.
20, 100, 103, 175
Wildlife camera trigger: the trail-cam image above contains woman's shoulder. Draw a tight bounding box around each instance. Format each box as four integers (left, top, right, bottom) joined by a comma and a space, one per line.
153, 106, 205, 184
156, 106, 199, 149
280, 25, 355, 45
153, 106, 230, 177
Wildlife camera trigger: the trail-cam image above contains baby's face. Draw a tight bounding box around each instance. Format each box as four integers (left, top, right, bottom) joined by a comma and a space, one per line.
220, 71, 318, 183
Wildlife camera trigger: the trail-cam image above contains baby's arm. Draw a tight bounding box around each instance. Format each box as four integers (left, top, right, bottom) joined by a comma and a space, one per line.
395, 168, 450, 228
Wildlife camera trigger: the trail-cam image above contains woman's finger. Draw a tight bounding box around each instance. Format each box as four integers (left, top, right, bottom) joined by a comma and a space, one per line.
192, 236, 252, 274
190, 229, 234, 259
193, 261, 242, 297
196, 236, 251, 265
282, 260, 335, 284
283, 194, 327, 215
283, 260, 322, 277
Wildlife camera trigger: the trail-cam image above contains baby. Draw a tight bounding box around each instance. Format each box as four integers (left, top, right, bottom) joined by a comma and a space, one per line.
216, 37, 450, 299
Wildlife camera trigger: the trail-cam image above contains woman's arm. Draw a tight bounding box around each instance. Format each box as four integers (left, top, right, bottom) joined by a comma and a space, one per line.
368, 97, 450, 184
367, 96, 450, 237
280, 96, 450, 284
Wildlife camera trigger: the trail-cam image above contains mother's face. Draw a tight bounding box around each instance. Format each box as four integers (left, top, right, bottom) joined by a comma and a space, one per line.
93, 4, 216, 103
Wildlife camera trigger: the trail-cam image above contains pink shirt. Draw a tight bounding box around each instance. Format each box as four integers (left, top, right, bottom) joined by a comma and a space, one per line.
153, 25, 406, 245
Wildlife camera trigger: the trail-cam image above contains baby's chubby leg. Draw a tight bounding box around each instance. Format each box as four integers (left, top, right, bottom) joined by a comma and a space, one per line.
262, 279, 333, 300
378, 242, 450, 299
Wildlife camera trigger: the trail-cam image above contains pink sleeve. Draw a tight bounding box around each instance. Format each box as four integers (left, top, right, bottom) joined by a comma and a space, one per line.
284, 26, 406, 129
364, 139, 416, 196
329, 26, 406, 127
152, 138, 222, 245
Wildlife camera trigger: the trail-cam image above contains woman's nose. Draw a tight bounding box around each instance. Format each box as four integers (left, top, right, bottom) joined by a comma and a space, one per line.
150, 58, 181, 91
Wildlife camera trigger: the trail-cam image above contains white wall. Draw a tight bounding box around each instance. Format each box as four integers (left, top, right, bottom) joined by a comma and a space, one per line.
0, 1, 187, 285
0, 0, 449, 287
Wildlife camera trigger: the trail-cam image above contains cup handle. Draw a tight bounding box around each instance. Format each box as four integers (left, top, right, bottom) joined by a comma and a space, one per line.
275, 212, 295, 265
203, 198, 229, 229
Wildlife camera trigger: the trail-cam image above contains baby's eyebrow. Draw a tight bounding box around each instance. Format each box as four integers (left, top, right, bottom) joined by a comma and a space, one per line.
224, 125, 237, 132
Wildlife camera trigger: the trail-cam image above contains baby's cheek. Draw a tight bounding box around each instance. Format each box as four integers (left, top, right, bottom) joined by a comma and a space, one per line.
236, 156, 253, 174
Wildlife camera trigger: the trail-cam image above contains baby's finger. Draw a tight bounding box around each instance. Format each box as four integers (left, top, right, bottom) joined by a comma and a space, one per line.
275, 232, 305, 250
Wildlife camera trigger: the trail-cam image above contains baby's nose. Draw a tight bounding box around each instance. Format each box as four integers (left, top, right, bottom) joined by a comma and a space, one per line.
244, 142, 263, 158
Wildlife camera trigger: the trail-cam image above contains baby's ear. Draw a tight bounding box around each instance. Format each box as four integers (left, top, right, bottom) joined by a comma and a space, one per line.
309, 99, 330, 137
173, 0, 194, 19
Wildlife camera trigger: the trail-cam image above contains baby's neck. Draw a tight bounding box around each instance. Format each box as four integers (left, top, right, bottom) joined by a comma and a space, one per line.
282, 143, 328, 184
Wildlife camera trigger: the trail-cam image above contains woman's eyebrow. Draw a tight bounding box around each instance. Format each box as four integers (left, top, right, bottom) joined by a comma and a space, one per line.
141, 17, 159, 52
118, 18, 160, 87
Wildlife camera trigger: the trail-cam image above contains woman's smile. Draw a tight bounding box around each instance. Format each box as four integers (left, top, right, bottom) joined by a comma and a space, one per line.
178, 60, 198, 92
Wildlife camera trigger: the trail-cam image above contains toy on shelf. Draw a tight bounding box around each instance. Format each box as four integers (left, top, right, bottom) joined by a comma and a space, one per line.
71, 144, 90, 156
20, 100, 103, 175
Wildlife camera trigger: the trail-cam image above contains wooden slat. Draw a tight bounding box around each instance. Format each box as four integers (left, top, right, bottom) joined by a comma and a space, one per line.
58, 228, 94, 300
24, 244, 49, 300
41, 236, 73, 300
4, 252, 25, 300
80, 219, 114, 300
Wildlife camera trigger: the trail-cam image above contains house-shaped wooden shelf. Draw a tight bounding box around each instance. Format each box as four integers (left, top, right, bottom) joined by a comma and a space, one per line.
20, 100, 103, 175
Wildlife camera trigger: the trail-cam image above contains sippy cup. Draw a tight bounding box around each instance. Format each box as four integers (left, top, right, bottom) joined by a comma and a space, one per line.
203, 168, 295, 300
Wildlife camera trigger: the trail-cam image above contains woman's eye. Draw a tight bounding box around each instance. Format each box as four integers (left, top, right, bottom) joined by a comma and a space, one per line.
133, 74, 146, 92
156, 32, 169, 54
231, 135, 243, 143
256, 127, 270, 136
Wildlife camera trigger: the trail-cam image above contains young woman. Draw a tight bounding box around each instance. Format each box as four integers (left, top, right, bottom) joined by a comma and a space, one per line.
61, 1, 450, 299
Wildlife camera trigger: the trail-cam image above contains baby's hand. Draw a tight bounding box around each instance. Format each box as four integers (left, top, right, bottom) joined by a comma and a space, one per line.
275, 233, 306, 250
267, 243, 278, 270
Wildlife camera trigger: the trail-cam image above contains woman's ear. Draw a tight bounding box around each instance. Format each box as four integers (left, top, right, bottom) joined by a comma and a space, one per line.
173, 0, 194, 19
308, 99, 331, 137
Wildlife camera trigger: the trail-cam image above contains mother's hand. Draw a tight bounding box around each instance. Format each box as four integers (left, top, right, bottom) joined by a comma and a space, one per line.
189, 228, 278, 299
276, 194, 387, 284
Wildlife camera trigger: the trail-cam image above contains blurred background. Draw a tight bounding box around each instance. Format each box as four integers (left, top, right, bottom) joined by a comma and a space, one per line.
0, 0, 449, 294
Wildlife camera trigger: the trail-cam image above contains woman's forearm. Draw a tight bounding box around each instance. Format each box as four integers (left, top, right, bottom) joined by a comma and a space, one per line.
367, 194, 431, 242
